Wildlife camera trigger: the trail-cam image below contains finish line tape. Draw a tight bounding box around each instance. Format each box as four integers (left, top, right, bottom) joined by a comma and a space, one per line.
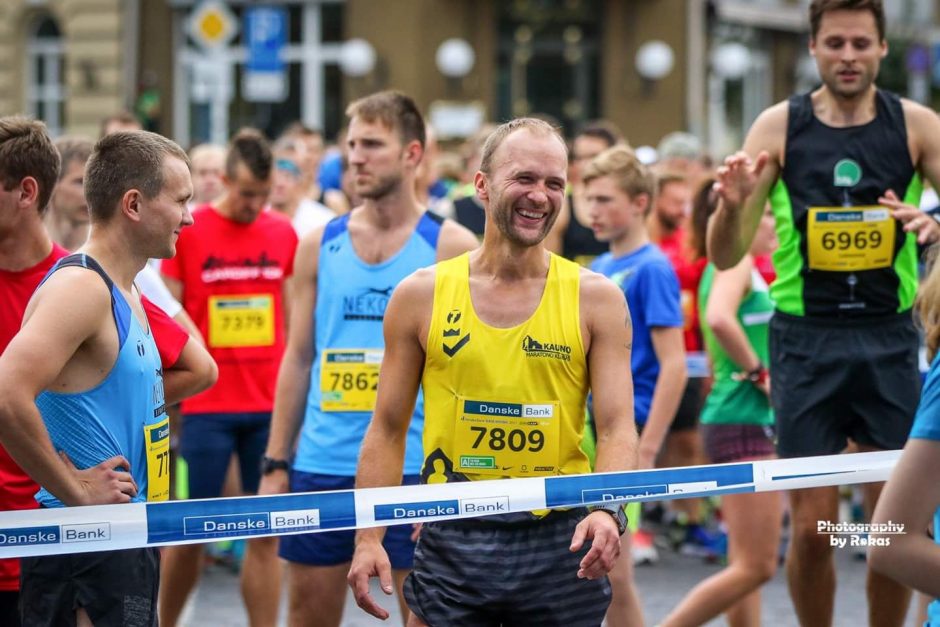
0, 450, 900, 558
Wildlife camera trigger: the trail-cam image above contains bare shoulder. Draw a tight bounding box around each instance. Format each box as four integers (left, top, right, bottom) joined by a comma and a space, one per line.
743, 100, 788, 155
24, 266, 111, 333
901, 98, 940, 136
436, 218, 479, 261
294, 224, 326, 275
900, 97, 937, 122
386, 266, 437, 342
393, 265, 437, 303
578, 268, 627, 317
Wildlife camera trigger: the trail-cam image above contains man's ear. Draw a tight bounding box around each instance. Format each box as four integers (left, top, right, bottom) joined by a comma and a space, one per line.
474, 170, 489, 202
405, 140, 424, 169
18, 176, 40, 208
121, 189, 143, 222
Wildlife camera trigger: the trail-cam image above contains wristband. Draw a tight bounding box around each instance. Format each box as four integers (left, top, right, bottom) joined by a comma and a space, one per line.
260, 456, 290, 476
744, 364, 769, 387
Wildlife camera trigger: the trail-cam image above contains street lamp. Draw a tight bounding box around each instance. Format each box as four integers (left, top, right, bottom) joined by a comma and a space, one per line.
339, 38, 376, 77
635, 40, 675, 95
435, 38, 475, 79
711, 42, 751, 80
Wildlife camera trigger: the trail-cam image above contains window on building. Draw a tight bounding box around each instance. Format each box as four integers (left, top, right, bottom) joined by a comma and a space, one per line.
497, 0, 601, 136
26, 16, 66, 136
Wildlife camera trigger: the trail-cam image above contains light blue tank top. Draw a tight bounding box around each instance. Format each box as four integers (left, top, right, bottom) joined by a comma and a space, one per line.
35, 254, 168, 507
295, 212, 442, 475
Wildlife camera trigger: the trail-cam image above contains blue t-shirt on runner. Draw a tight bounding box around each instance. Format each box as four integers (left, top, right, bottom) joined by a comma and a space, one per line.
910, 353, 940, 627
591, 243, 683, 426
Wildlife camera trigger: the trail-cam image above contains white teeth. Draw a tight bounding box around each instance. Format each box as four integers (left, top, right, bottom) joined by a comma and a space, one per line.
517, 209, 543, 219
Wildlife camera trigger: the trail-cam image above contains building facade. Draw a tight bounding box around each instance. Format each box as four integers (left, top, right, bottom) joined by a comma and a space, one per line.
1, 0, 936, 155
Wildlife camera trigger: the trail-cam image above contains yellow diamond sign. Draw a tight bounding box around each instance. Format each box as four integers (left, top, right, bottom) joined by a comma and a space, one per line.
189, 1, 238, 49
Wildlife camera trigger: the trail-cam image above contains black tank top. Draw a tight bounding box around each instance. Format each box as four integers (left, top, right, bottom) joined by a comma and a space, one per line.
772, 90, 921, 318
562, 196, 607, 267
453, 196, 485, 238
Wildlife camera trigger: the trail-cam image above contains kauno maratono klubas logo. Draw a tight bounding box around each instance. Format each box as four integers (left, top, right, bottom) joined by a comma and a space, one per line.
521, 335, 571, 361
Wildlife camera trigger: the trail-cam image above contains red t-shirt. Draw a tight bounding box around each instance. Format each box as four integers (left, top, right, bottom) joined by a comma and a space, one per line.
142, 296, 189, 368
754, 253, 777, 286
162, 205, 298, 414
0, 243, 67, 591
656, 229, 707, 353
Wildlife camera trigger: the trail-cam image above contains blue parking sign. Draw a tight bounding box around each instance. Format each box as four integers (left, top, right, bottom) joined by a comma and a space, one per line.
244, 6, 287, 101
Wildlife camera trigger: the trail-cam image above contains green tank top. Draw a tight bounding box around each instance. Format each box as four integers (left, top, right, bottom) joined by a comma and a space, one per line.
698, 263, 774, 426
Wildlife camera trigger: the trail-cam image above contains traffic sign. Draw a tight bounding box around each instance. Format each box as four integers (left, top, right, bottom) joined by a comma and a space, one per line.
188, 1, 238, 50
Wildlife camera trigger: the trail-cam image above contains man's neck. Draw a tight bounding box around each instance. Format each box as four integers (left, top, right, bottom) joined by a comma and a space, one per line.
44, 212, 90, 252
79, 230, 147, 290
475, 232, 550, 282
272, 197, 300, 220
358, 184, 424, 230
646, 215, 676, 245
812, 85, 878, 128
609, 227, 649, 258
0, 219, 52, 272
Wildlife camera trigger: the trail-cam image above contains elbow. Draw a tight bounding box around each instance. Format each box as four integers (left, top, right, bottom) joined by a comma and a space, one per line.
705, 313, 733, 337
197, 356, 219, 394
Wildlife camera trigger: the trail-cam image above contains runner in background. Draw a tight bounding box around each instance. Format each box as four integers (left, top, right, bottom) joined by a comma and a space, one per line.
659, 180, 782, 627
261, 90, 477, 627
647, 170, 712, 556
270, 135, 335, 238
189, 143, 226, 209
546, 120, 623, 265
585, 145, 687, 625
0, 116, 67, 627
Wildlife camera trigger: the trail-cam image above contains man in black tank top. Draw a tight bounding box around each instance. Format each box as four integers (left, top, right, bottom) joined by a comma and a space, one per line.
546, 120, 621, 265
707, 2, 940, 626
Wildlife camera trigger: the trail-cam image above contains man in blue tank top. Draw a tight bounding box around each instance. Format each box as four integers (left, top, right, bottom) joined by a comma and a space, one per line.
708, 1, 940, 625
0, 130, 194, 627
260, 90, 477, 627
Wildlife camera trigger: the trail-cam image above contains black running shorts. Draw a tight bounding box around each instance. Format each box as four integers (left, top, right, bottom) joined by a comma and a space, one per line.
20, 547, 159, 627
404, 508, 611, 626
769, 311, 919, 458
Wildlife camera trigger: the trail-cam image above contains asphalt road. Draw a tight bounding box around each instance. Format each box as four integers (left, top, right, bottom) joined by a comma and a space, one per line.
181, 538, 924, 626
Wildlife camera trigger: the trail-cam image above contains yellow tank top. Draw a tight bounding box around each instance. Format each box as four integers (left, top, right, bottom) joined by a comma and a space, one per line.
421, 252, 591, 485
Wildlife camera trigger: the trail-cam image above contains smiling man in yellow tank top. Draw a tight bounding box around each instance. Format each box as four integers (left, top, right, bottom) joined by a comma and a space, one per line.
347, 118, 638, 626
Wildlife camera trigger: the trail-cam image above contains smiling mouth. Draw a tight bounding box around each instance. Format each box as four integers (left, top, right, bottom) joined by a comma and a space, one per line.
515, 207, 547, 221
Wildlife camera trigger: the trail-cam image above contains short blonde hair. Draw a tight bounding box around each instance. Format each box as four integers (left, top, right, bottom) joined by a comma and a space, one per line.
583, 145, 655, 202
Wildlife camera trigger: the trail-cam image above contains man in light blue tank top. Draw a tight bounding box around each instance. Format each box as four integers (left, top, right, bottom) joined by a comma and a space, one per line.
0, 130, 194, 627
260, 91, 477, 627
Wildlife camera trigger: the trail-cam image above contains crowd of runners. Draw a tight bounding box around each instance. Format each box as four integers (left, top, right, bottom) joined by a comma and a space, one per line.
2, 1, 940, 626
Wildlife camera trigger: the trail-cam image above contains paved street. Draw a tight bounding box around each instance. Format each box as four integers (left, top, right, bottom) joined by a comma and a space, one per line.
182, 539, 923, 626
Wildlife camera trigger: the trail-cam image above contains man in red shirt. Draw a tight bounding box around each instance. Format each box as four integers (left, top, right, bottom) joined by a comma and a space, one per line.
160, 128, 298, 627
0, 116, 68, 627
647, 171, 711, 549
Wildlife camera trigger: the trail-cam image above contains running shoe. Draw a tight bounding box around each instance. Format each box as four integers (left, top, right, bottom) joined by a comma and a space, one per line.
631, 529, 660, 565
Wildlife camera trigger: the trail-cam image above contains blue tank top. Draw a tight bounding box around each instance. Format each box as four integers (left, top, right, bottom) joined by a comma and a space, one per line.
295, 212, 442, 475
35, 254, 168, 507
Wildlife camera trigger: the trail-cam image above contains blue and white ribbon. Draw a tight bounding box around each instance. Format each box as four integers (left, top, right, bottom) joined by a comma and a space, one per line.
0, 450, 900, 558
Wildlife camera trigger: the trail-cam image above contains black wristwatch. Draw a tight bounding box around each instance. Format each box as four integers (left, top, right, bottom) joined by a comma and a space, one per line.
260, 456, 290, 475
588, 504, 628, 535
